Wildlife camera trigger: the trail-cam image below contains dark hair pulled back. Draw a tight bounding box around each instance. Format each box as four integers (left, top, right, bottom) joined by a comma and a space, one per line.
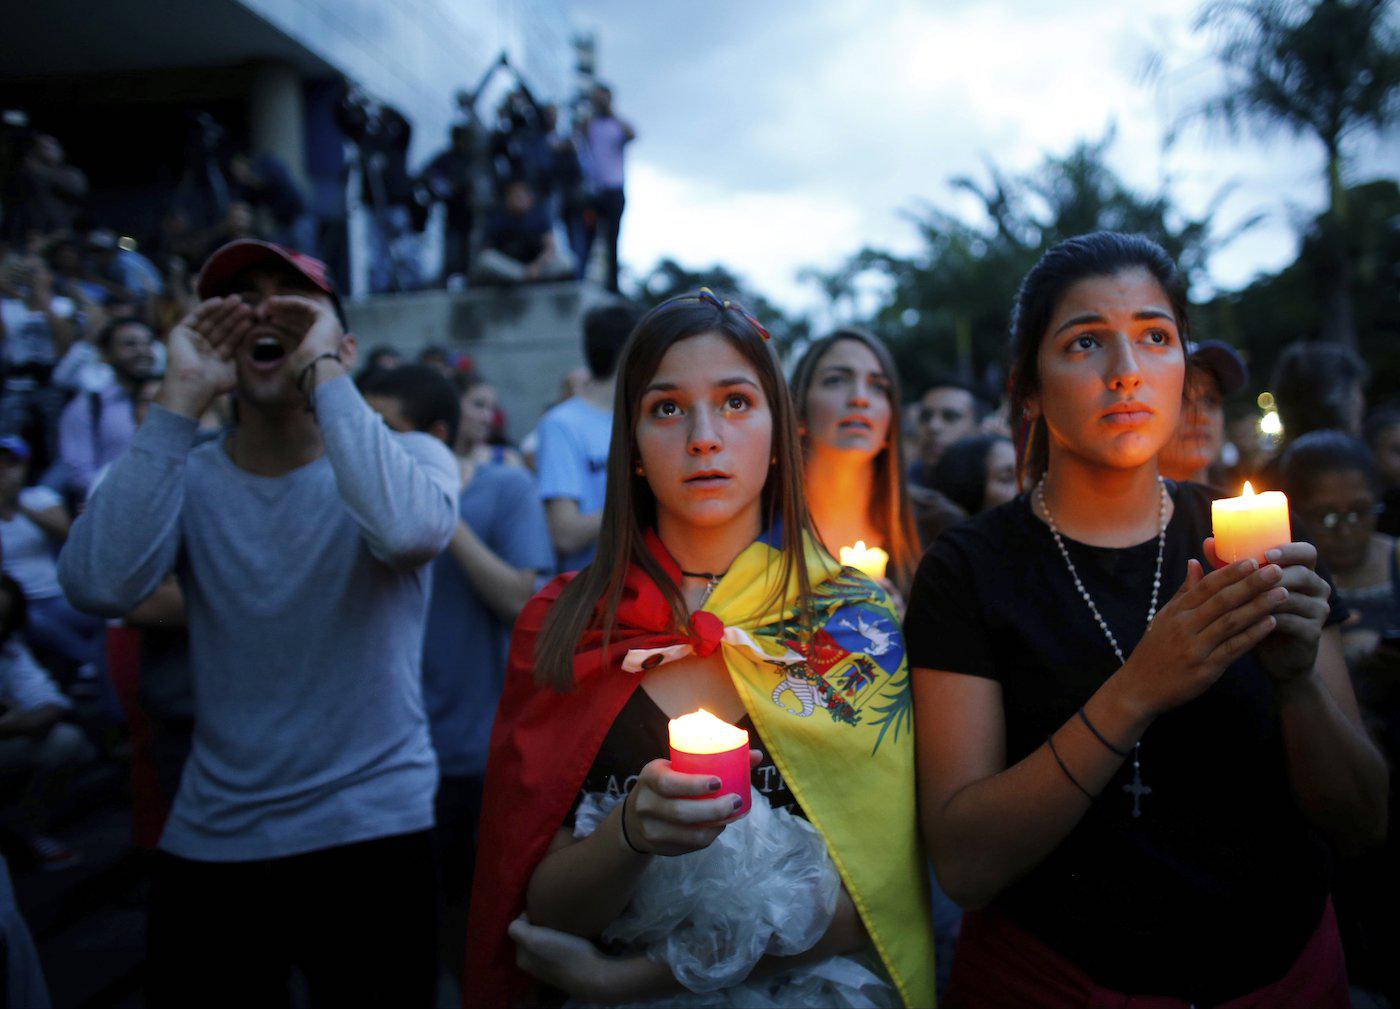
1007, 231, 1190, 485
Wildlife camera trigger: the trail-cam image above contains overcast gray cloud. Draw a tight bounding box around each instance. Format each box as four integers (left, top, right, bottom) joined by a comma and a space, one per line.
574, 0, 1397, 316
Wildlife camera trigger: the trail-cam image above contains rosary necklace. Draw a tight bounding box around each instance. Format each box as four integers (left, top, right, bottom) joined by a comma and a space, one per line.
1036, 477, 1167, 818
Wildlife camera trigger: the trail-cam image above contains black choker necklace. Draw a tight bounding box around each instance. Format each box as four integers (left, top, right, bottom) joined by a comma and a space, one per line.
680, 568, 727, 582
681, 567, 728, 606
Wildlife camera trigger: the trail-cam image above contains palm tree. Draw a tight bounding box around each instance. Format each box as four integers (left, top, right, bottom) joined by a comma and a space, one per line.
1189, 0, 1400, 346
801, 131, 1251, 395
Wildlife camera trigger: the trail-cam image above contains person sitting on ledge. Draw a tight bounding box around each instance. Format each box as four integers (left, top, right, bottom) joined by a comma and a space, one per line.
471, 178, 575, 286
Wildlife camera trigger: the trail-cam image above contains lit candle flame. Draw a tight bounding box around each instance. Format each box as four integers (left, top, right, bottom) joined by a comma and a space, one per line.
1213, 481, 1291, 565
839, 540, 889, 581
668, 708, 749, 755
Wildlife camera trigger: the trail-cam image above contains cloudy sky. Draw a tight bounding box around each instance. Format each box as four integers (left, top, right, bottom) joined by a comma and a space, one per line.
572, 0, 1396, 318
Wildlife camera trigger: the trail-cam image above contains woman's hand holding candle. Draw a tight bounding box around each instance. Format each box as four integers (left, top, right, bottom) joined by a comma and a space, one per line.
1211, 482, 1292, 565
1208, 482, 1329, 682
619, 747, 760, 857
668, 708, 752, 817
1110, 558, 1287, 720
1205, 538, 1331, 686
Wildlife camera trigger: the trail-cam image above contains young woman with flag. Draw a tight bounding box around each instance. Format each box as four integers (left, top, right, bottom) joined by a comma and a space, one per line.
466, 291, 935, 1007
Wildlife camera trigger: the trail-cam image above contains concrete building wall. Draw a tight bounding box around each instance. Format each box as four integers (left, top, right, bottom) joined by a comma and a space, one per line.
248, 61, 310, 191
237, 0, 573, 164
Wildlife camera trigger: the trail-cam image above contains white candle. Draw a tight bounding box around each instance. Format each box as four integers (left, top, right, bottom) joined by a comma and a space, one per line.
839, 540, 889, 581
1211, 481, 1292, 565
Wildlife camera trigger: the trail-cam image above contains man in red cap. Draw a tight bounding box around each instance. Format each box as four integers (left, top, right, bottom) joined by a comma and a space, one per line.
59, 240, 458, 1006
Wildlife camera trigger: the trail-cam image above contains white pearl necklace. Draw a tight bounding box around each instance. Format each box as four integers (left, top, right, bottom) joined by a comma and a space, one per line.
1036, 476, 1167, 818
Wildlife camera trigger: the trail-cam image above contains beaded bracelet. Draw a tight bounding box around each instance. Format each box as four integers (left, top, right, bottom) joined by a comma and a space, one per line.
1046, 734, 1095, 802
1078, 706, 1130, 758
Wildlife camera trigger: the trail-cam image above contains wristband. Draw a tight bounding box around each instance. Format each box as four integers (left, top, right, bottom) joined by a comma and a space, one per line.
296, 352, 343, 402
1078, 706, 1130, 758
618, 790, 649, 856
1046, 734, 1095, 802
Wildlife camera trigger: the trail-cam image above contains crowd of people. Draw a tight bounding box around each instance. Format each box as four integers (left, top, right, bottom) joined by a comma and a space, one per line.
0, 138, 1393, 1009
343, 78, 634, 294
0, 71, 633, 342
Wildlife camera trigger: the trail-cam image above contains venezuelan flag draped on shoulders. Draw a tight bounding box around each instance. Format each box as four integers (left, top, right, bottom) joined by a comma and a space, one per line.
465, 526, 936, 1008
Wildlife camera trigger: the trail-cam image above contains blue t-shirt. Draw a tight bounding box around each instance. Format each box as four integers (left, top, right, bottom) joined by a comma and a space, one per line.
535, 396, 612, 572
422, 463, 554, 778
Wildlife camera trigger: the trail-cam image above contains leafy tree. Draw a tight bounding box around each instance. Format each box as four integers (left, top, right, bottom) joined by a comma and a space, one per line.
804, 131, 1249, 398
1186, 0, 1400, 344
1198, 179, 1400, 395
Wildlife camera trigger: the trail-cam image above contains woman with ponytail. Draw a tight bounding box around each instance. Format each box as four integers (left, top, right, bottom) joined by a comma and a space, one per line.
907, 232, 1386, 1006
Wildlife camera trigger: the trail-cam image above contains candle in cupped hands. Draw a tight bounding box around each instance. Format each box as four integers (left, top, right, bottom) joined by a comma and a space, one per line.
1211, 481, 1292, 565
668, 708, 752, 817
839, 541, 889, 581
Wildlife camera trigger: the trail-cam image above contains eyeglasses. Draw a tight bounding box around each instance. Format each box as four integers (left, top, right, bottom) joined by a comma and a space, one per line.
660, 287, 772, 342
1307, 503, 1384, 531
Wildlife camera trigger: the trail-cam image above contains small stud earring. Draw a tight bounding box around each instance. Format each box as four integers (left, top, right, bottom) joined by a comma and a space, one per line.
634, 465, 645, 476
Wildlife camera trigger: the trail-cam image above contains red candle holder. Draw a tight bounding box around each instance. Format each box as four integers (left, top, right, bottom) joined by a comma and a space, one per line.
668, 709, 752, 818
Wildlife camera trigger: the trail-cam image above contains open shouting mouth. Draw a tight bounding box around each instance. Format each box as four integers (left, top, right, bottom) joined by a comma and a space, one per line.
245, 330, 289, 372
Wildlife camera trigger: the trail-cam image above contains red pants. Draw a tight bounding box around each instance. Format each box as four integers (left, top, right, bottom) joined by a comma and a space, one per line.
946, 899, 1349, 1008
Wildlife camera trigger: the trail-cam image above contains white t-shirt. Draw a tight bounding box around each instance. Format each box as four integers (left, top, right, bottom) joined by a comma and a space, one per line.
0, 636, 69, 713
0, 486, 64, 600
0, 297, 75, 369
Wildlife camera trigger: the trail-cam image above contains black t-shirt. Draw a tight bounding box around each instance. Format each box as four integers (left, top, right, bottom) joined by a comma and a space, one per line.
485, 208, 550, 265
905, 481, 1340, 1003
565, 689, 804, 826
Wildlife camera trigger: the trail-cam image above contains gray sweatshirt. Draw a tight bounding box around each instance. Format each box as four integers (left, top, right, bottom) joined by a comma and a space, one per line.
59, 375, 458, 861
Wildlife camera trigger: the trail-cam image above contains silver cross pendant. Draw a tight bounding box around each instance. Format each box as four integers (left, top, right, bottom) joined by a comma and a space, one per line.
1123, 760, 1151, 818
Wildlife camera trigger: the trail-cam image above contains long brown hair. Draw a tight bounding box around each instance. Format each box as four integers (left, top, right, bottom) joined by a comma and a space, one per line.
790, 329, 921, 590
534, 294, 816, 690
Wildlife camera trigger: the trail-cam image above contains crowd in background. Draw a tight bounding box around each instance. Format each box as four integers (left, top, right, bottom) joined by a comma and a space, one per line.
336, 75, 633, 294
0, 238, 1394, 1002
0, 73, 640, 1004
0, 68, 634, 517
0, 69, 633, 328
0, 79, 1393, 1009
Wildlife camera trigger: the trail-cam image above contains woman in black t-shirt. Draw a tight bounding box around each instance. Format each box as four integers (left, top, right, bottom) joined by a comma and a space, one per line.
907, 232, 1388, 1007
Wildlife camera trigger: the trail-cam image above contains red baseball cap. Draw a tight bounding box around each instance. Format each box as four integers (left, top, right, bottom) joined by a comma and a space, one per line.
196, 240, 346, 327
